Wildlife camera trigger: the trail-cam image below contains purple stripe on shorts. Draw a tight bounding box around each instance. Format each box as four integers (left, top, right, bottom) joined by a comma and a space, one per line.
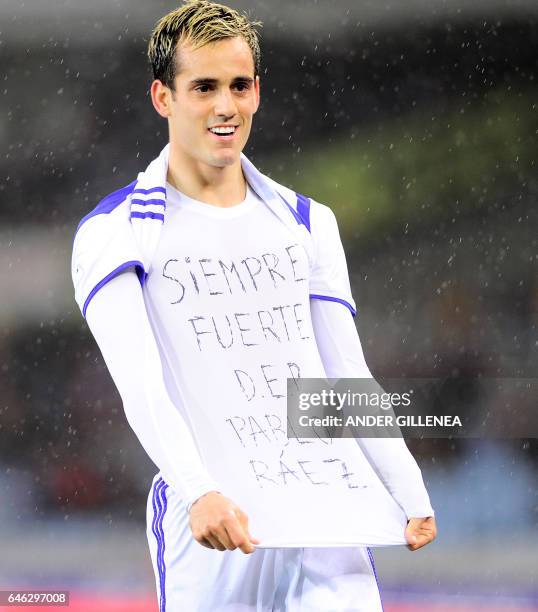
309, 293, 357, 317
158, 482, 169, 612
82, 260, 145, 318
131, 211, 165, 221
152, 478, 168, 612
154, 481, 165, 612
367, 547, 384, 612
151, 479, 164, 603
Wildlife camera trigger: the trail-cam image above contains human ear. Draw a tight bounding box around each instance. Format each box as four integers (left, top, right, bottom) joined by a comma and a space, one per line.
253, 75, 261, 114
150, 80, 172, 118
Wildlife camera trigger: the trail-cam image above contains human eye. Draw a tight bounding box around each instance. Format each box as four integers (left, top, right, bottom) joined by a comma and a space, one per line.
233, 81, 251, 92
194, 83, 213, 93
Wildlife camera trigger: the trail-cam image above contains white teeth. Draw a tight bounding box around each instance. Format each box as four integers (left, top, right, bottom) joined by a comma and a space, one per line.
209, 126, 236, 134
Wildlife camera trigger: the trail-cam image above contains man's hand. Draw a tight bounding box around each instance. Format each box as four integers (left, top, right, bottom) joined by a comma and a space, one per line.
189, 491, 260, 554
405, 516, 437, 551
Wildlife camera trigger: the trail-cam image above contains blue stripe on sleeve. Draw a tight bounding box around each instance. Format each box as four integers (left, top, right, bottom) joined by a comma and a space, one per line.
82, 260, 145, 318
309, 293, 357, 317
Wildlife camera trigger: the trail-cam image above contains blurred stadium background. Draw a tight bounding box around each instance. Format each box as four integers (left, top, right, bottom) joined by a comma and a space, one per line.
1, 0, 537, 610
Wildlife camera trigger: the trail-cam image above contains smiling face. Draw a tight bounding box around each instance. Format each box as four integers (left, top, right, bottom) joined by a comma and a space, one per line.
152, 35, 260, 172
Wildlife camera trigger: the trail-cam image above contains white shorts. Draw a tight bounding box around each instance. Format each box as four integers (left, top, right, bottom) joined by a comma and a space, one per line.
146, 474, 384, 612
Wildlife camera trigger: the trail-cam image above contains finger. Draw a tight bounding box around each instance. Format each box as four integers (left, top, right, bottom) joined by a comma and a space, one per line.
404, 526, 418, 546
224, 516, 255, 554
405, 529, 424, 549
197, 536, 214, 549
406, 531, 435, 550
412, 526, 437, 538
204, 532, 226, 551
220, 509, 246, 551
405, 519, 434, 535
213, 525, 236, 551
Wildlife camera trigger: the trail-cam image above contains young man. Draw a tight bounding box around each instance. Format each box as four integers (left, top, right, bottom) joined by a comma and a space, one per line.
71, 1, 436, 610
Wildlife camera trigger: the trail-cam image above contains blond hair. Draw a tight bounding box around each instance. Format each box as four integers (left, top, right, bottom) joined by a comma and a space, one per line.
148, 0, 262, 90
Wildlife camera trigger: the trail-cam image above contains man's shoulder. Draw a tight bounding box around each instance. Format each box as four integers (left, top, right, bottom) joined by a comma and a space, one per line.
71, 178, 145, 315
75, 179, 137, 237
261, 173, 333, 234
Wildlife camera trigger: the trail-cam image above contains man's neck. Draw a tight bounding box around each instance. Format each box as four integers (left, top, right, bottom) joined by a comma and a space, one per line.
166, 147, 247, 208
